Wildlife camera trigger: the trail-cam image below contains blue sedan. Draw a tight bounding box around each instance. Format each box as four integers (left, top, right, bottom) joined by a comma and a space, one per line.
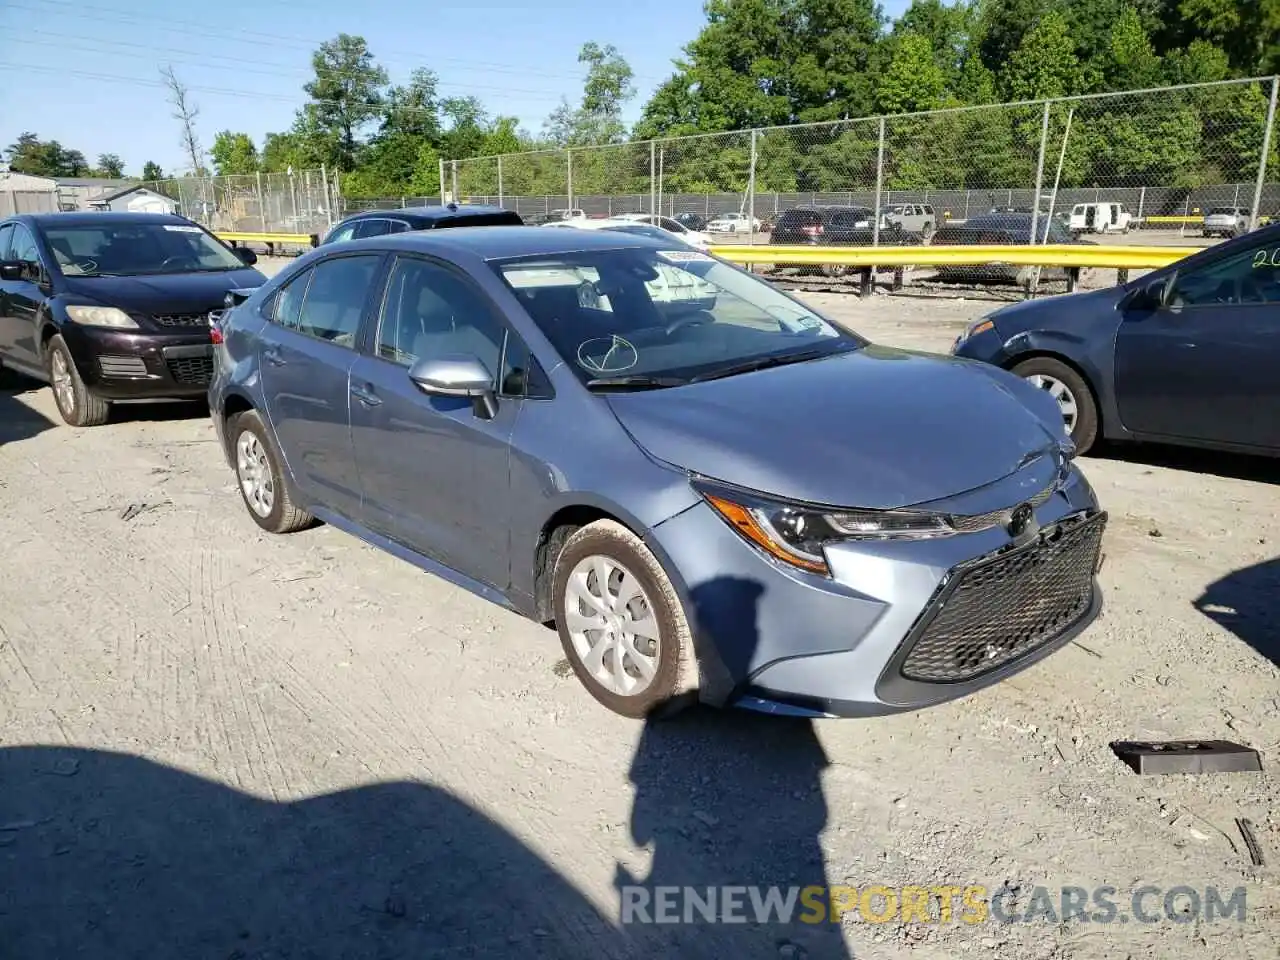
953, 224, 1280, 457
209, 227, 1105, 719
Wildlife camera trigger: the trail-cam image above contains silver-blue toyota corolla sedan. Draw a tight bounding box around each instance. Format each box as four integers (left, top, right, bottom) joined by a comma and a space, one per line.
209, 227, 1106, 719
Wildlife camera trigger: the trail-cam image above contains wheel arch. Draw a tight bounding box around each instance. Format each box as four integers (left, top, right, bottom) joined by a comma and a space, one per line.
1002, 348, 1105, 434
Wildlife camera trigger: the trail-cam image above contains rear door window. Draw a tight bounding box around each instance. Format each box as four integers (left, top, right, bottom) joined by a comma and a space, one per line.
354, 219, 392, 240
294, 254, 381, 346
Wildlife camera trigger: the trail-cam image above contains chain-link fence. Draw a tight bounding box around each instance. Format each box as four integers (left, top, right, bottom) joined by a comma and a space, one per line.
441, 77, 1280, 252
142, 169, 339, 235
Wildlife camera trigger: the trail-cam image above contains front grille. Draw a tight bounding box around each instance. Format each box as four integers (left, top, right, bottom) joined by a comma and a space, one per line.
99, 355, 149, 378
152, 312, 209, 327
166, 355, 214, 385
950, 478, 1059, 534
899, 512, 1106, 683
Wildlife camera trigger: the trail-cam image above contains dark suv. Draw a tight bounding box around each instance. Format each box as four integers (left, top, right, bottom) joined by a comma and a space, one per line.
0, 212, 264, 426
322, 204, 522, 244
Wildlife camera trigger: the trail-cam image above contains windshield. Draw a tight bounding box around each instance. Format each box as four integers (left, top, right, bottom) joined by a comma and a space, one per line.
43, 222, 245, 277
495, 247, 862, 386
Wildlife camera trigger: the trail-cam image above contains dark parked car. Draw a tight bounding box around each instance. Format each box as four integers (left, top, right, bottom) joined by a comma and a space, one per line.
0, 212, 264, 426
932, 213, 1088, 285
952, 222, 1280, 456
673, 212, 708, 231
321, 204, 522, 245
769, 206, 913, 275
209, 226, 1103, 720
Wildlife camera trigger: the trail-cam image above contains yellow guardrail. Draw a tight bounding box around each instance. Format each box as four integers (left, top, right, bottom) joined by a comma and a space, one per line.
708, 243, 1201, 270
217, 231, 319, 248
1143, 215, 1271, 225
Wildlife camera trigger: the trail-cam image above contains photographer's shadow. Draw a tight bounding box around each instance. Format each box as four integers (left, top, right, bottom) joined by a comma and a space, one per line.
619, 576, 851, 959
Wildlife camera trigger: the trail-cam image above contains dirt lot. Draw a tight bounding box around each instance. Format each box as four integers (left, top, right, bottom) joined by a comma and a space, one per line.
0, 281, 1277, 959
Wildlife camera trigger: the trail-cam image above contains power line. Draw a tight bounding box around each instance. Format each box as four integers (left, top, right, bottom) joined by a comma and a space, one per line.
15, 33, 574, 101
8, 0, 667, 84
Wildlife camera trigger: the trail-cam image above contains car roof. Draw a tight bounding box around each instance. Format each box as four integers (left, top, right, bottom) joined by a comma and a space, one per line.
15, 211, 195, 228
339, 204, 514, 225
329, 224, 670, 260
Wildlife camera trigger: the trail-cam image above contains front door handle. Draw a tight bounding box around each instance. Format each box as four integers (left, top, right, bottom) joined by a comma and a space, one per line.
350, 383, 382, 407
263, 345, 286, 366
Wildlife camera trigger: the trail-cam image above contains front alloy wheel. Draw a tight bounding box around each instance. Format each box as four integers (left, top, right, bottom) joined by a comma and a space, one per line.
553, 520, 697, 718
1012, 356, 1099, 455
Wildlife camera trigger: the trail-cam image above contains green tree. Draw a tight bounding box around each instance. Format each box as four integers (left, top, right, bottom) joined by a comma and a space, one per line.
141, 160, 165, 181
975, 0, 1050, 76
300, 34, 389, 171
544, 42, 635, 146
1162, 38, 1231, 84
209, 131, 260, 175
439, 96, 490, 159
893, 0, 973, 85
1002, 11, 1083, 100
96, 153, 125, 178
3, 133, 89, 176
876, 32, 948, 114
260, 131, 307, 172
356, 68, 443, 194
1177, 0, 1280, 74
1105, 7, 1163, 90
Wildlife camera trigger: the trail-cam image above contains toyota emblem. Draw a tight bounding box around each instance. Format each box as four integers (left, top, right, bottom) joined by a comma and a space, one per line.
1007, 502, 1034, 537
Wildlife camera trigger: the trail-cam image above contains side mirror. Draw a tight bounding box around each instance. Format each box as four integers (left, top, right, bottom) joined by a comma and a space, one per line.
234, 247, 258, 266
408, 354, 498, 419
1125, 277, 1167, 312
0, 261, 21, 281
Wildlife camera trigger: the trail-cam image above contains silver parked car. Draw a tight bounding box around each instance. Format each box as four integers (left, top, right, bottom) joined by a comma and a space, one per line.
209, 227, 1106, 719
883, 203, 936, 239
1202, 207, 1250, 238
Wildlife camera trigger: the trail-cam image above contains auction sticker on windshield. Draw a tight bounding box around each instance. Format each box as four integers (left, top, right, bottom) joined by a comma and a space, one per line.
657, 250, 714, 263
163, 225, 204, 233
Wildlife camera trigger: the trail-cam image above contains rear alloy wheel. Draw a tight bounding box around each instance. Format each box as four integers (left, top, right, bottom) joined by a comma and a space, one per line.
229, 409, 314, 534
47, 335, 109, 427
552, 520, 697, 719
1012, 356, 1098, 455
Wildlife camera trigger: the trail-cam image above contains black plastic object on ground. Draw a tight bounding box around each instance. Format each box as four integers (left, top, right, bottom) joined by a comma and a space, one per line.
1110, 739, 1262, 775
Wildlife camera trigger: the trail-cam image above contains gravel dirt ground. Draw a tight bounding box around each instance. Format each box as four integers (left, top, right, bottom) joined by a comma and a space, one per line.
0, 268, 1277, 960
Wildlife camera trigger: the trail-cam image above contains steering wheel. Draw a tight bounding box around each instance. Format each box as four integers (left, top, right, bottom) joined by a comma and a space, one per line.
160, 255, 196, 270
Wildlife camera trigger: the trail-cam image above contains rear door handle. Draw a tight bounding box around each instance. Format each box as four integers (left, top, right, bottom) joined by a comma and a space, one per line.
263, 346, 286, 366
350, 383, 382, 407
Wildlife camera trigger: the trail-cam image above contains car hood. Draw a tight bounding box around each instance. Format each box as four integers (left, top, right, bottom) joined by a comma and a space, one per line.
61, 268, 267, 315
987, 283, 1122, 331
605, 345, 1064, 510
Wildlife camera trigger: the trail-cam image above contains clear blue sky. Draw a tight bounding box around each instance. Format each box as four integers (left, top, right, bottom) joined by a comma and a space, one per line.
0, 0, 911, 177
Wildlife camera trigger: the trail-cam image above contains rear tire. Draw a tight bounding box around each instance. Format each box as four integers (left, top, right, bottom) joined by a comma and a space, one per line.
552, 520, 697, 719
1011, 356, 1099, 455
47, 335, 109, 427
228, 409, 314, 534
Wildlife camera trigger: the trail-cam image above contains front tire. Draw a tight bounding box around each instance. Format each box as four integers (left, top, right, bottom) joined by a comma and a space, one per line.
1012, 356, 1099, 455
47, 334, 109, 427
552, 520, 697, 719
228, 409, 314, 534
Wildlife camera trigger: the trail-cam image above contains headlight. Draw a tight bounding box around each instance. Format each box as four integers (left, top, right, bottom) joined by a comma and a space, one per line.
697, 481, 956, 576
64, 305, 138, 328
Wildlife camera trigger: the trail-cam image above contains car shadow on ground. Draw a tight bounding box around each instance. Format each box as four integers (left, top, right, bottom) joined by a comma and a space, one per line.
1195, 556, 1280, 670
109, 398, 210, 424
1092, 441, 1280, 485
0, 373, 54, 446
614, 575, 853, 959
0, 745, 639, 960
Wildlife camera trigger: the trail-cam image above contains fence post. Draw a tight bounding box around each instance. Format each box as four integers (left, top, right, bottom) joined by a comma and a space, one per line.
255, 170, 266, 232
451, 160, 459, 204
658, 143, 665, 217
320, 164, 332, 226
649, 141, 656, 219
1030, 100, 1051, 246
438, 158, 446, 204
497, 155, 504, 209
1137, 185, 1145, 224
1251, 75, 1279, 229
566, 150, 574, 211
872, 116, 886, 247
748, 128, 758, 247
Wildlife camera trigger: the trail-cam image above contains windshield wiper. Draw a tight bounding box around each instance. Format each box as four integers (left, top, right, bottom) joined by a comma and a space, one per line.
585, 375, 687, 391
688, 347, 836, 384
